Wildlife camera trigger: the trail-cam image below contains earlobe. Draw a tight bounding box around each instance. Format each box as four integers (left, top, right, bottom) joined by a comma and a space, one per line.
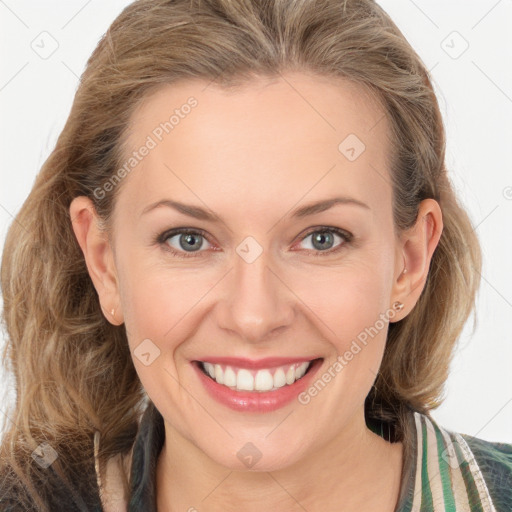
69, 196, 124, 325
390, 198, 443, 321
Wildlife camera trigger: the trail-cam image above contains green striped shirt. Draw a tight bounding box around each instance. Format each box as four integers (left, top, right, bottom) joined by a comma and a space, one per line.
393, 411, 512, 512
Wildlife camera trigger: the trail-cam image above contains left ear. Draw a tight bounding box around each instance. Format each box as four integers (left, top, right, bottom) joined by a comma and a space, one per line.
390, 198, 443, 321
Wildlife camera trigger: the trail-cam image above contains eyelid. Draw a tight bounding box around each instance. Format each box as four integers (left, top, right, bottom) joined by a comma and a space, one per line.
156, 226, 353, 258
292, 226, 353, 254
156, 227, 215, 258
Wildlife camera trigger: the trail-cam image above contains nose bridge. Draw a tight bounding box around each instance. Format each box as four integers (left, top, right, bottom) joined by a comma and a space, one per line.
219, 244, 294, 342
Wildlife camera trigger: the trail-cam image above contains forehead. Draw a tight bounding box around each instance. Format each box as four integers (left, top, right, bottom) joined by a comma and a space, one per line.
117, 72, 392, 220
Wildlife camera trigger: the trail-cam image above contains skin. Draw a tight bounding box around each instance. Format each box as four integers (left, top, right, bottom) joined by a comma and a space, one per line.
70, 71, 443, 511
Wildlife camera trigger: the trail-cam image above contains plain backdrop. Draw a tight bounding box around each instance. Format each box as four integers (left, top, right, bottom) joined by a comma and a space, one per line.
0, 0, 511, 443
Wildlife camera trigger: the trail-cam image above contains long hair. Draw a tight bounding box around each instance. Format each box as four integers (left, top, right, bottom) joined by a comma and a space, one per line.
0, 0, 482, 509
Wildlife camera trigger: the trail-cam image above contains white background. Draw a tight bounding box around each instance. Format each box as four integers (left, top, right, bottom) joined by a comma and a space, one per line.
0, 1, 511, 443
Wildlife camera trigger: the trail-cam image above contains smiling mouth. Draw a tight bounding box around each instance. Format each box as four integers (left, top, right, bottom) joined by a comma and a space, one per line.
195, 358, 322, 392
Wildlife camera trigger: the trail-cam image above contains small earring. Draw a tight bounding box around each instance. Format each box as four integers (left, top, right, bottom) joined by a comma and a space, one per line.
110, 308, 115, 317
402, 267, 407, 275
392, 301, 404, 311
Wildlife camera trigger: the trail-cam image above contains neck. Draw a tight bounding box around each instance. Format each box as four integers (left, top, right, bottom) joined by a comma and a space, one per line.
156, 411, 403, 512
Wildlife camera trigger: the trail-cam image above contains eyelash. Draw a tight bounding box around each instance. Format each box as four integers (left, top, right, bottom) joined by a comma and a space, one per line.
155, 226, 353, 259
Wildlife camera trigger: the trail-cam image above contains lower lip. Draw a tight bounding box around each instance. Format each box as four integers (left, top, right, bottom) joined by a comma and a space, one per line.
192, 358, 324, 413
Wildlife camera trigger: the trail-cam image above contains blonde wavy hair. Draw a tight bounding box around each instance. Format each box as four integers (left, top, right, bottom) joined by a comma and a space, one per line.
0, 0, 481, 509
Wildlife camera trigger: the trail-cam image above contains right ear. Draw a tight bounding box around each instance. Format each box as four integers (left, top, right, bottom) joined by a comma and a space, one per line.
69, 196, 124, 325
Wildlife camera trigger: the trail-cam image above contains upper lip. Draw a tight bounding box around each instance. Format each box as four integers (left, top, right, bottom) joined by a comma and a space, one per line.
193, 356, 321, 369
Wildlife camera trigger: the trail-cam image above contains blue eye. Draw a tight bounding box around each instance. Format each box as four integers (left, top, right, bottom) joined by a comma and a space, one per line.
296, 227, 352, 256
156, 226, 352, 259
158, 229, 212, 258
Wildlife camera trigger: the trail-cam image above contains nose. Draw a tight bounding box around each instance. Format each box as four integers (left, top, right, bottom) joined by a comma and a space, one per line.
216, 249, 295, 344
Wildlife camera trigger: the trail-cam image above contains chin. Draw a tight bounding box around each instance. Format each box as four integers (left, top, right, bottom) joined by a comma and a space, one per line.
203, 440, 307, 473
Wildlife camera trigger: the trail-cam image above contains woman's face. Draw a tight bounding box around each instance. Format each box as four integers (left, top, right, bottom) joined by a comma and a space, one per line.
104, 72, 417, 470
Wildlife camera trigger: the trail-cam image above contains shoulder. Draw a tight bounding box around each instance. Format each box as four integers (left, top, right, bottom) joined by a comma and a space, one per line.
460, 433, 512, 512
405, 411, 511, 512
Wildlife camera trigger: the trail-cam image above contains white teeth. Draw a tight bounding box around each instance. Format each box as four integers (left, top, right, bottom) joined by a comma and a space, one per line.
273, 368, 286, 388
236, 369, 254, 391
214, 364, 224, 385
204, 362, 215, 379
254, 369, 274, 391
295, 362, 308, 380
285, 366, 295, 385
201, 360, 313, 391
223, 366, 237, 387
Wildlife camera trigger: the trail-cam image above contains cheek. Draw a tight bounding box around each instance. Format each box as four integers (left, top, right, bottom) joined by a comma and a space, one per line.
116, 250, 219, 351
296, 267, 392, 410
292, 253, 394, 341
116, 257, 216, 410
290, 246, 395, 400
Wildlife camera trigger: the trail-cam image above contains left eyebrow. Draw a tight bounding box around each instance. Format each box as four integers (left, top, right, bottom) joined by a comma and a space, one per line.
140, 195, 370, 221
140, 199, 221, 222
290, 196, 371, 218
